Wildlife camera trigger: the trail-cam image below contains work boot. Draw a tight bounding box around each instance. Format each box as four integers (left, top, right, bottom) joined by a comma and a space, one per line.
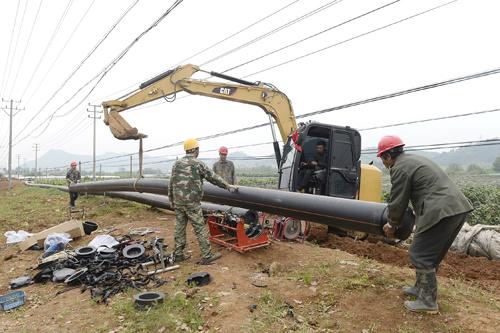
402, 285, 419, 297
402, 270, 421, 297
198, 252, 222, 265
174, 253, 191, 262
404, 268, 439, 314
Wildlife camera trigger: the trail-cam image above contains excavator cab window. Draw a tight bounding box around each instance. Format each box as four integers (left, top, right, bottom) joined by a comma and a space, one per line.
295, 127, 330, 195
278, 123, 361, 198
328, 129, 361, 198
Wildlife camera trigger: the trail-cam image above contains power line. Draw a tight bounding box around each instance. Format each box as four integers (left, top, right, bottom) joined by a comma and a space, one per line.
0, 0, 22, 95
71, 64, 500, 165
4, 0, 29, 96
200, 0, 343, 67
89, 0, 304, 104
12, 0, 141, 143
90, 0, 459, 123
20, 0, 74, 100
96, 140, 500, 169
80, 141, 276, 166
358, 107, 500, 131
243, 0, 459, 78
221, 0, 400, 74
77, 105, 499, 166
41, 114, 89, 148
172, 0, 302, 68
24, 0, 97, 106
34, 138, 500, 171
8, 0, 45, 98
296, 68, 500, 120
24, 0, 185, 141
361, 139, 500, 154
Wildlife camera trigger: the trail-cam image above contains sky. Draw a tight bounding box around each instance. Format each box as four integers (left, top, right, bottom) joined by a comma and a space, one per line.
0, 0, 499, 170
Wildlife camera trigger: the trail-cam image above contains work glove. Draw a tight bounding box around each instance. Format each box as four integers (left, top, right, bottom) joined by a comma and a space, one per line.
383, 222, 397, 239
228, 185, 239, 193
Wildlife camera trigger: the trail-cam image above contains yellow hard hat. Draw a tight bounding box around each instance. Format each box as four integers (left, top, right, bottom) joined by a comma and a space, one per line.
184, 138, 199, 151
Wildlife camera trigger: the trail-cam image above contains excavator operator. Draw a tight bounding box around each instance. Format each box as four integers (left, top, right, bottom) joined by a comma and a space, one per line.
297, 140, 328, 193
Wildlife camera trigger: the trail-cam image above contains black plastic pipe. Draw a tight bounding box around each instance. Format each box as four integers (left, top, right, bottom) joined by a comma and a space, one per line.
70, 179, 414, 240
26, 182, 257, 221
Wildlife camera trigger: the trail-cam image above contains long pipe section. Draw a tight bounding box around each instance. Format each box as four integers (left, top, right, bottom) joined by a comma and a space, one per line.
25, 182, 257, 221
70, 179, 414, 240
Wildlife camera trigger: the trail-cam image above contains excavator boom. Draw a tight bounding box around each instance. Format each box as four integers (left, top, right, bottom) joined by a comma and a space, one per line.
102, 64, 297, 143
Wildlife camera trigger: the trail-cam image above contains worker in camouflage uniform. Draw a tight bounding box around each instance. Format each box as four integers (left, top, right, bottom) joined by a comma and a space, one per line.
213, 146, 236, 185
378, 135, 473, 314
66, 161, 81, 208
169, 139, 238, 265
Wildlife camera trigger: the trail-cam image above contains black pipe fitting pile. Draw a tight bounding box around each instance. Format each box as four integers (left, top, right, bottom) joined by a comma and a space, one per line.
33, 236, 172, 303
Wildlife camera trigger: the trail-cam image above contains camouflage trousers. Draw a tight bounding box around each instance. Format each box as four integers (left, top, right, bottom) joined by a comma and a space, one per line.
173, 204, 212, 259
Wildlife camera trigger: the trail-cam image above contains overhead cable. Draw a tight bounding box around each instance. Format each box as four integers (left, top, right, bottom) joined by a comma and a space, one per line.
78, 104, 498, 166
13, 0, 140, 143
200, 0, 343, 67
243, 0, 459, 78
358, 108, 500, 131
4, 0, 29, 95
8, 0, 45, 98
17, 0, 184, 144
222, 0, 400, 74
20, 0, 75, 100
0, 0, 22, 95
173, 0, 302, 67
24, 0, 97, 106
89, 0, 302, 103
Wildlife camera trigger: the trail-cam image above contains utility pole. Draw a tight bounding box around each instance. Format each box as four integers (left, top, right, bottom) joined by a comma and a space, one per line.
87, 104, 102, 181
16, 154, 21, 179
1, 99, 24, 190
99, 163, 102, 179
32, 143, 40, 180
130, 156, 133, 178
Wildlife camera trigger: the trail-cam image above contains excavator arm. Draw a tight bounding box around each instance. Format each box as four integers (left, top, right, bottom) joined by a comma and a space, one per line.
102, 64, 297, 145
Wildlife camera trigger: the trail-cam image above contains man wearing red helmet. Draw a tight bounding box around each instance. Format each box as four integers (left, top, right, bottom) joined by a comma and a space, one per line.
378, 135, 473, 314
66, 161, 81, 209
213, 146, 236, 185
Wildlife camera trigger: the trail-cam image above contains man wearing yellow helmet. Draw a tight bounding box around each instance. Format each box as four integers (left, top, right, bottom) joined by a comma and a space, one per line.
169, 138, 238, 264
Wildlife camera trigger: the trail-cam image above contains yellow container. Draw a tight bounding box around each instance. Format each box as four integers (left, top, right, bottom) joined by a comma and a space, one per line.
358, 164, 382, 202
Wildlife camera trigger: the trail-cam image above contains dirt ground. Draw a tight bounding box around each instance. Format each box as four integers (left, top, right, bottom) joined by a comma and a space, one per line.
0, 181, 499, 332
320, 233, 500, 284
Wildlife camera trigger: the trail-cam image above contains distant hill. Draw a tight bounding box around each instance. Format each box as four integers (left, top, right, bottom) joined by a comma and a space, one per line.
18, 143, 500, 174
19, 149, 276, 173
361, 143, 500, 167
22, 149, 132, 170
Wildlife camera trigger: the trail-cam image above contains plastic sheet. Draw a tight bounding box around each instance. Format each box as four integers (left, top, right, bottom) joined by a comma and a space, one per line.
88, 235, 119, 251
4, 230, 33, 244
451, 223, 500, 260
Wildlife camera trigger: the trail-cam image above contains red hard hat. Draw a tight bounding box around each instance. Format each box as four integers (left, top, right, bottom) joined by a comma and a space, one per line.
70, 161, 77, 166
377, 135, 405, 157
219, 146, 228, 155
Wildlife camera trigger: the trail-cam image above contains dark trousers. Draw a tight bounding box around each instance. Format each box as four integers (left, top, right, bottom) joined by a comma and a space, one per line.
69, 192, 78, 206
409, 212, 468, 269
297, 169, 313, 189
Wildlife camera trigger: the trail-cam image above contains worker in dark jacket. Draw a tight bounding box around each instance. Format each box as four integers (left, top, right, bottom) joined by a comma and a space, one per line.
378, 135, 473, 314
66, 161, 81, 209
297, 140, 328, 193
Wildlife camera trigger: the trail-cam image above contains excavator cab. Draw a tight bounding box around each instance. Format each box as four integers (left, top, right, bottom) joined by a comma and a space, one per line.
279, 122, 363, 200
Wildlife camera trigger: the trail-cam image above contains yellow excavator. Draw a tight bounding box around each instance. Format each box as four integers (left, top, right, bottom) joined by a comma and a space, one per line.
102, 64, 381, 205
